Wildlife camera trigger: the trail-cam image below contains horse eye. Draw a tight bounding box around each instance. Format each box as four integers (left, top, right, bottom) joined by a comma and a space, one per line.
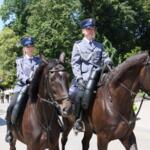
49, 71, 54, 74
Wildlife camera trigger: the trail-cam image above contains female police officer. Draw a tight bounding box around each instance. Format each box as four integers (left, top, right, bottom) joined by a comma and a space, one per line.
69, 18, 111, 132
5, 37, 41, 143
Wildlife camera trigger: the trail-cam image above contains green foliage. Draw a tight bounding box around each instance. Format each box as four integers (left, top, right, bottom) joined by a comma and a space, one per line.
0, 27, 19, 88
123, 47, 141, 60
27, 0, 81, 59
0, 0, 150, 87
102, 36, 117, 64
80, 0, 150, 51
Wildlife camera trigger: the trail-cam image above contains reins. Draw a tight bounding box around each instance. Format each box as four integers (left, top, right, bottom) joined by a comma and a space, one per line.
105, 55, 150, 139
120, 82, 137, 97
35, 62, 68, 138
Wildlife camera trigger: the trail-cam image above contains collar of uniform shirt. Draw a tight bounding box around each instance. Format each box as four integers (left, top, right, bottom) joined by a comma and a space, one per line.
83, 37, 93, 45
25, 55, 33, 60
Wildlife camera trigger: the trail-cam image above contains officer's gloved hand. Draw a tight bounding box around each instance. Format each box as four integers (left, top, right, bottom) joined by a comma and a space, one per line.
26, 78, 32, 84
108, 61, 113, 68
105, 60, 113, 70
77, 78, 86, 90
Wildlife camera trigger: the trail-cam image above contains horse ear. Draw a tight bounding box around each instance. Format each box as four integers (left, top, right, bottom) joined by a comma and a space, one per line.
59, 52, 65, 63
40, 54, 48, 65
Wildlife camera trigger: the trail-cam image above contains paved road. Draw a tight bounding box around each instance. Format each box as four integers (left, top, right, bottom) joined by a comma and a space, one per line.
0, 98, 150, 150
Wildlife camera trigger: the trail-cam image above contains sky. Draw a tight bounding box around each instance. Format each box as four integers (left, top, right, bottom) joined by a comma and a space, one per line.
0, 0, 4, 31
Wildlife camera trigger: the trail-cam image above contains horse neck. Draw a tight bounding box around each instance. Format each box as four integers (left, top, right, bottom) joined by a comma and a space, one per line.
36, 75, 57, 124
109, 67, 141, 113
37, 100, 59, 132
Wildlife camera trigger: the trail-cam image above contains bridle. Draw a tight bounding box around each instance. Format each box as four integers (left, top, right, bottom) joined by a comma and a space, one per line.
119, 54, 150, 96
38, 62, 69, 110
106, 53, 150, 139
36, 62, 69, 137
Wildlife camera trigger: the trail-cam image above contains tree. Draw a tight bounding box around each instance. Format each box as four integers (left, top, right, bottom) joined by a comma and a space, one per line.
0, 0, 81, 58
0, 27, 19, 88
0, 0, 33, 35
26, 0, 81, 59
0, 0, 82, 82
79, 0, 150, 52
0, 0, 150, 76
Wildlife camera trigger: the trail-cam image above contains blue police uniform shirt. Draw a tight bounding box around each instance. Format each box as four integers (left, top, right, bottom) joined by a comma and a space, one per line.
13, 55, 41, 93
71, 37, 111, 81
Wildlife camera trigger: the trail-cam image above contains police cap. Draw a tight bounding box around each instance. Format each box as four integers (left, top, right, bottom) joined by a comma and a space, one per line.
21, 37, 35, 47
80, 18, 95, 29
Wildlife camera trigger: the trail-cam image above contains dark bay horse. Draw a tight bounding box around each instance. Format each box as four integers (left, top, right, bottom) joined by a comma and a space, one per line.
9, 54, 72, 150
62, 51, 150, 150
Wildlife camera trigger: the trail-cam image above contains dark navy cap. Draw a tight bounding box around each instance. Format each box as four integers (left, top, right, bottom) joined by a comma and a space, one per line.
21, 37, 35, 47
80, 18, 95, 29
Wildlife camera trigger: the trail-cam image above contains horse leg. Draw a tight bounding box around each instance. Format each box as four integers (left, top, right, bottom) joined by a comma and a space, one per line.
48, 145, 59, 150
61, 118, 73, 150
9, 138, 16, 150
120, 131, 138, 150
2, 97, 4, 103
82, 131, 93, 150
27, 145, 42, 150
27, 146, 32, 150
97, 134, 108, 150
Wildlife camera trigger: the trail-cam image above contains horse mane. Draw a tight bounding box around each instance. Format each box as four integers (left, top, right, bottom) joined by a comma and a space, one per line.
29, 59, 60, 102
29, 62, 46, 102
112, 51, 148, 83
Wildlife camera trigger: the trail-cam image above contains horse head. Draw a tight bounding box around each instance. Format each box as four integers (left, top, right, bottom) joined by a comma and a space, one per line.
46, 58, 72, 117
29, 52, 72, 117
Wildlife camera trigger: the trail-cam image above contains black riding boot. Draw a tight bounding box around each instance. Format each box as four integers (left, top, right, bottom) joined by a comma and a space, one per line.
74, 110, 85, 132
5, 108, 13, 144
11, 85, 29, 125
5, 121, 13, 143
5, 98, 16, 143
5, 93, 20, 143
73, 89, 85, 132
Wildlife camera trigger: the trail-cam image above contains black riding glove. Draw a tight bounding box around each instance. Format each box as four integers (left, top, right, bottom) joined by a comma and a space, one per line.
77, 78, 86, 90
26, 78, 31, 84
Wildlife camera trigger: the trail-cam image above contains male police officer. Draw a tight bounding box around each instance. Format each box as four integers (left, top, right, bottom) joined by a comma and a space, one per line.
5, 37, 41, 143
69, 18, 111, 132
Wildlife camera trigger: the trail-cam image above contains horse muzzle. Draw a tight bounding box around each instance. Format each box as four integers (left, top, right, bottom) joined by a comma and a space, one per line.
60, 99, 72, 117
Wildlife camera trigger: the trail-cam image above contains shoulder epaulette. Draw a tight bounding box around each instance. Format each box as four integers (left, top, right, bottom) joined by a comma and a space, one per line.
16, 56, 23, 61
16, 56, 23, 60
34, 56, 41, 60
75, 40, 81, 44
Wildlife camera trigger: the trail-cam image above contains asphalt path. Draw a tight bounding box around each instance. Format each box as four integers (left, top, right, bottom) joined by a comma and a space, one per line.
0, 98, 150, 150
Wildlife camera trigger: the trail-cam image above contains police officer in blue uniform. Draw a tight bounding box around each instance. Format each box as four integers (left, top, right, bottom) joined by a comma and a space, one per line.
69, 18, 111, 132
5, 37, 41, 143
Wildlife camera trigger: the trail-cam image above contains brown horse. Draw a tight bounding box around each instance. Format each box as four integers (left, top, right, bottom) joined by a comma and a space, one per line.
61, 51, 150, 150
9, 54, 72, 150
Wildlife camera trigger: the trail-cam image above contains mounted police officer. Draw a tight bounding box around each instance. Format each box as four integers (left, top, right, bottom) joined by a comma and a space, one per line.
5, 37, 41, 143
69, 18, 112, 132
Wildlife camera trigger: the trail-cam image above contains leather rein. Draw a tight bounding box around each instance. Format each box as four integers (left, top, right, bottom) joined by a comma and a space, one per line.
105, 56, 150, 139
36, 63, 69, 137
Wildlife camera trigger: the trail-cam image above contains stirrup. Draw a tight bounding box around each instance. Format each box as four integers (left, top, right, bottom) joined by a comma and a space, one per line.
73, 119, 85, 134
5, 131, 13, 143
